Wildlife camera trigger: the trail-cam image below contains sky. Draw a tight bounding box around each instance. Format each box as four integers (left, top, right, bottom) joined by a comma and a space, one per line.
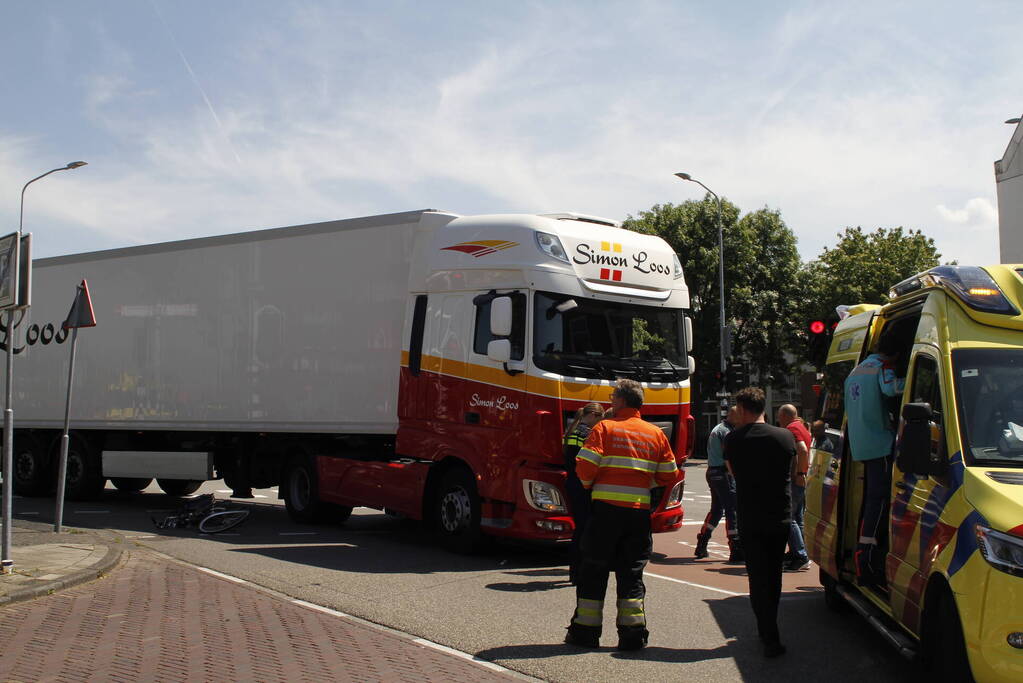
1, 1, 1019, 265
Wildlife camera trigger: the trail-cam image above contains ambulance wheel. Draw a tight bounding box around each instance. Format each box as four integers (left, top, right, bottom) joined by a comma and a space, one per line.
283, 455, 328, 523
13, 434, 49, 496
435, 468, 484, 554
157, 479, 203, 496
64, 439, 106, 501
923, 588, 973, 681
820, 569, 846, 612
111, 477, 153, 493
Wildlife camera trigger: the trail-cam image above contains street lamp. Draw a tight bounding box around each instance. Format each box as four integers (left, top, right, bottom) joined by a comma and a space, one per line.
674, 172, 728, 395
2, 160, 88, 574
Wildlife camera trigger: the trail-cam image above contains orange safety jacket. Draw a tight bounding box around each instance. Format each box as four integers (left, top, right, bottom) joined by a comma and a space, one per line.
575, 407, 678, 509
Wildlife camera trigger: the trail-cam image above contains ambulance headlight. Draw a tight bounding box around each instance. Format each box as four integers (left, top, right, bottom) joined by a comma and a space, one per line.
523, 479, 567, 512
673, 253, 684, 280
665, 480, 684, 508
975, 525, 1023, 577
535, 232, 570, 264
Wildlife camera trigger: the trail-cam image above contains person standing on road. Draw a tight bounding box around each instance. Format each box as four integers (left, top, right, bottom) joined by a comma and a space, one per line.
695, 406, 741, 563
724, 387, 795, 658
564, 379, 678, 651
564, 402, 606, 584
844, 333, 905, 588
778, 404, 811, 572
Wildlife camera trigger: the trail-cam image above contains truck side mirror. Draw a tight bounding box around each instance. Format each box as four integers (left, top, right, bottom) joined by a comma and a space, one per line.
490, 296, 513, 337
684, 317, 693, 353
898, 402, 946, 476
687, 355, 696, 375
487, 339, 512, 363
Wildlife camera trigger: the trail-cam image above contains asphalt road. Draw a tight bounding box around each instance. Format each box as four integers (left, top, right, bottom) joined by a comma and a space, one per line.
9, 462, 919, 682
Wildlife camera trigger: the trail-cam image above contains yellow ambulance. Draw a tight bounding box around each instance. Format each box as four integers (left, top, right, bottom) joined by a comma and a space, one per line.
805, 265, 1023, 682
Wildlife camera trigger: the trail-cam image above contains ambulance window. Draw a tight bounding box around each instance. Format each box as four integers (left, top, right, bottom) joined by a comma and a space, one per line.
473, 293, 526, 361
819, 360, 855, 428
910, 355, 942, 424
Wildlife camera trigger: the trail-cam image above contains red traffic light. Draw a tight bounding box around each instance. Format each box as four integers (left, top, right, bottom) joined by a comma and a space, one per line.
809, 320, 826, 334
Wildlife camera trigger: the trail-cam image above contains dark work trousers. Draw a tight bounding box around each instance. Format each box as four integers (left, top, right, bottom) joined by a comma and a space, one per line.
857, 455, 892, 579
740, 525, 789, 645
699, 466, 738, 544
574, 501, 652, 637
565, 472, 591, 579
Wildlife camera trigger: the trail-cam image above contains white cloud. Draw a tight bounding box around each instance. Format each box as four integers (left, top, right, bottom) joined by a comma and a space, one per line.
936, 197, 998, 225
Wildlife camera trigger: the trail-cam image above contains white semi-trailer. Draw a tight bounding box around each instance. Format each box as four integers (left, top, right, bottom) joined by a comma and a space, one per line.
10, 209, 694, 548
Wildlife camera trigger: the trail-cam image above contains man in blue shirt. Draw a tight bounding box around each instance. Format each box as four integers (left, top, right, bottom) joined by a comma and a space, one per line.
844, 333, 905, 588
695, 406, 741, 563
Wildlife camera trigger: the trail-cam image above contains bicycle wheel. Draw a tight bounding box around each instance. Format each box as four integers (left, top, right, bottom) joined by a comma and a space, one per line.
198, 509, 249, 534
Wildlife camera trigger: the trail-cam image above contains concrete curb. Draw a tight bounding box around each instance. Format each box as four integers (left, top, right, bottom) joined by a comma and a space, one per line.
0, 542, 125, 607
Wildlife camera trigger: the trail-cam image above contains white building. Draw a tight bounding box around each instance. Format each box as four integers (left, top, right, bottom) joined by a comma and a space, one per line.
995, 120, 1023, 263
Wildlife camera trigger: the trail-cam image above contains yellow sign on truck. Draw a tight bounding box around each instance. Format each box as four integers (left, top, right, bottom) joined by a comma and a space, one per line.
805, 265, 1023, 682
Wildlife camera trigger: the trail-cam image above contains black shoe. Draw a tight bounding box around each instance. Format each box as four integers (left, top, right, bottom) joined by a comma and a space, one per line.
232, 489, 254, 499
763, 641, 786, 658
726, 551, 745, 565
694, 544, 709, 559
616, 635, 647, 651
783, 557, 810, 572
564, 627, 600, 649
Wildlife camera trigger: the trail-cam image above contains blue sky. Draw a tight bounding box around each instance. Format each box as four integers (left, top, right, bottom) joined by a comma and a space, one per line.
1, 1, 1018, 265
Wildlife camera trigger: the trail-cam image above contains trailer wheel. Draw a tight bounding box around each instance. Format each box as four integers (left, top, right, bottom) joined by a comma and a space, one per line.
157, 479, 203, 496
283, 456, 329, 523
63, 439, 106, 501
111, 477, 153, 493
922, 587, 973, 681
434, 468, 484, 554
13, 434, 50, 496
819, 569, 846, 612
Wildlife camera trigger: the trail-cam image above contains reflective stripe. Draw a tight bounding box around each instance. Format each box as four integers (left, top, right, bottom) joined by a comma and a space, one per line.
564, 435, 585, 447
601, 456, 659, 473
579, 478, 594, 487
616, 598, 646, 627
592, 483, 650, 505
573, 598, 604, 627
859, 536, 877, 545
656, 460, 678, 473
577, 448, 602, 466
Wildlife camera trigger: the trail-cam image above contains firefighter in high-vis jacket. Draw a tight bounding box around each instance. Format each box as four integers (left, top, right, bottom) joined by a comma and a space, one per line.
564, 379, 679, 651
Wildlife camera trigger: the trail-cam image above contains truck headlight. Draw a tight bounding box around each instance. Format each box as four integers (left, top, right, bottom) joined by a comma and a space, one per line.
665, 480, 684, 508
535, 232, 570, 263
975, 525, 1023, 577
523, 479, 567, 512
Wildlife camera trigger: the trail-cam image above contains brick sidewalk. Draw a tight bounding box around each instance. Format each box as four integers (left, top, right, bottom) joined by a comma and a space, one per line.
0, 549, 521, 682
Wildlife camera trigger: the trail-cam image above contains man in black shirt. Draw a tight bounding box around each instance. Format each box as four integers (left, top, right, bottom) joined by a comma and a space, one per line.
724, 386, 795, 658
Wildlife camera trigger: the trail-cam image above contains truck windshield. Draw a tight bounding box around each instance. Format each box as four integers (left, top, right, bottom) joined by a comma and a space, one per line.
953, 348, 1023, 467
533, 291, 686, 382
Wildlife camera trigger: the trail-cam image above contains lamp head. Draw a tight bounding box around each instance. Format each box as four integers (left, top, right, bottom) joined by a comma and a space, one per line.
1006, 118, 1021, 125
674, 172, 692, 181
65, 161, 88, 169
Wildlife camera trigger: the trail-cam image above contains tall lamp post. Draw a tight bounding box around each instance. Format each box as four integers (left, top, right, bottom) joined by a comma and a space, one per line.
674, 172, 728, 397
1, 161, 87, 574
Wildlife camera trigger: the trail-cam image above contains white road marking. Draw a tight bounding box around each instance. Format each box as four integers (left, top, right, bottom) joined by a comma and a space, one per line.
129, 535, 156, 539
645, 571, 748, 596
279, 532, 317, 536
680, 521, 703, 526
20, 511, 39, 515
196, 566, 247, 583
253, 494, 268, 498
73, 510, 110, 514
215, 489, 232, 494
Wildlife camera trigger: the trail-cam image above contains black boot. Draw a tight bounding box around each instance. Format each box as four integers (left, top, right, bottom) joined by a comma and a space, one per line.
565, 624, 601, 648
616, 627, 649, 651
694, 533, 710, 559
727, 538, 744, 564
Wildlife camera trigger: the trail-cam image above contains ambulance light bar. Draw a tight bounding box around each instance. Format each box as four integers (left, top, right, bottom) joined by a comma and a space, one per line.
900, 266, 1021, 315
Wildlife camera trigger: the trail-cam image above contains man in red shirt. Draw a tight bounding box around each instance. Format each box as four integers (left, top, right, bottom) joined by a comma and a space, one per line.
564, 379, 678, 651
778, 404, 811, 571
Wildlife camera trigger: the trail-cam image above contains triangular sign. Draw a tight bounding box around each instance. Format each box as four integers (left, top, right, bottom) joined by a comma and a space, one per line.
62, 279, 97, 330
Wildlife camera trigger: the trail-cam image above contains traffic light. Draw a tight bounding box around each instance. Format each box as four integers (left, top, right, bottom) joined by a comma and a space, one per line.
726, 361, 748, 392
808, 318, 835, 369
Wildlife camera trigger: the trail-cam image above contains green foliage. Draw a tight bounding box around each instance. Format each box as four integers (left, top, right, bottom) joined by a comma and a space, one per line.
623, 198, 802, 400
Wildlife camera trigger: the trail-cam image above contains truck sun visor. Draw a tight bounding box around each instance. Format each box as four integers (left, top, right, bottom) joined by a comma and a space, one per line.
924, 266, 1020, 316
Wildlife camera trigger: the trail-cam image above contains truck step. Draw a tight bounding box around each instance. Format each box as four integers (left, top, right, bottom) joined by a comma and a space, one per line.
836, 584, 917, 660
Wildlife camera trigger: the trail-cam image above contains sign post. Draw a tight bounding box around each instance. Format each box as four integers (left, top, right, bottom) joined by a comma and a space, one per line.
0, 231, 21, 574
53, 280, 96, 533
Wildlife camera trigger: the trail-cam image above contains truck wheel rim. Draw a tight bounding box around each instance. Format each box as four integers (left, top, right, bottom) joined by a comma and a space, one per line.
440, 487, 470, 533
290, 468, 310, 510
67, 453, 83, 484
15, 452, 35, 482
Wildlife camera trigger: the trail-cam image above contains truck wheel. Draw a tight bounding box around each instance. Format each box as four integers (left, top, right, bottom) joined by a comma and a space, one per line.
283, 456, 328, 523
111, 477, 153, 493
13, 435, 50, 496
923, 588, 973, 682
820, 569, 846, 612
435, 468, 484, 554
64, 440, 106, 501
157, 479, 203, 496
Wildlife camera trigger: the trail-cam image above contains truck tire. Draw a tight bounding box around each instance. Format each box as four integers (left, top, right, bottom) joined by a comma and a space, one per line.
157, 479, 203, 496
923, 587, 974, 682
820, 569, 846, 612
283, 456, 329, 523
434, 468, 484, 554
63, 439, 106, 501
13, 434, 50, 496
111, 477, 153, 493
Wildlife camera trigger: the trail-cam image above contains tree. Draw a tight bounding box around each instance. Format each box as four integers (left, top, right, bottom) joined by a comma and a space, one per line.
622, 199, 802, 409
800, 226, 943, 367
